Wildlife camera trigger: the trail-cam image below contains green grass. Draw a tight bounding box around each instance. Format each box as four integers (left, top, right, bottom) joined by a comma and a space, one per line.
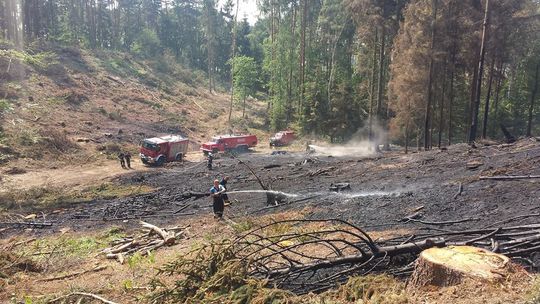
0, 183, 155, 211
231, 219, 256, 233
0, 49, 57, 70
0, 99, 12, 113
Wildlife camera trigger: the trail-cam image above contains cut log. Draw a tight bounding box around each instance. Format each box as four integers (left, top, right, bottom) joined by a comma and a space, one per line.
140, 221, 175, 245
466, 160, 483, 169
408, 246, 512, 288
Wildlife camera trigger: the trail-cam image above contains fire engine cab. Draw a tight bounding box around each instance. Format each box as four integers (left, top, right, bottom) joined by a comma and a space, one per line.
200, 134, 258, 154
270, 131, 296, 147
140, 135, 189, 166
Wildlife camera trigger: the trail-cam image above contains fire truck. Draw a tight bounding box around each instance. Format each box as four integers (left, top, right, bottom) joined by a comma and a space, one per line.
140, 135, 189, 166
270, 131, 296, 147
200, 134, 258, 154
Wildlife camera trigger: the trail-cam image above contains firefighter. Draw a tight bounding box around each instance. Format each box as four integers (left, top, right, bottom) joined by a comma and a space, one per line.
124, 151, 132, 169
220, 176, 231, 205
210, 179, 226, 219
207, 153, 214, 170
117, 152, 126, 169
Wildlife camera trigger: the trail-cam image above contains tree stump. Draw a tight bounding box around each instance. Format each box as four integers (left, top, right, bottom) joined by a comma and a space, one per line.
408, 246, 511, 288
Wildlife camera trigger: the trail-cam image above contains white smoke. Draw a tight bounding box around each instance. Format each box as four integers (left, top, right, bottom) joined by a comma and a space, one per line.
307, 120, 387, 157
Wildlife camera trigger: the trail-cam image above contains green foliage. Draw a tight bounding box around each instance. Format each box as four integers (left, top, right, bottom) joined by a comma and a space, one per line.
231, 219, 255, 233
0, 49, 57, 70
231, 56, 258, 113
2, 0, 538, 145
330, 275, 408, 304
132, 28, 162, 58
0, 99, 12, 113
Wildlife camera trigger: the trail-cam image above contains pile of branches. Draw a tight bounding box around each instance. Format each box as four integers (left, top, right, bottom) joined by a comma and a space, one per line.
103, 221, 187, 263
151, 218, 540, 298
232, 219, 540, 293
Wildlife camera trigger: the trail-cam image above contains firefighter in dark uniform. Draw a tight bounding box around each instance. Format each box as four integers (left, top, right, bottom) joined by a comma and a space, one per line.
118, 152, 126, 169
207, 153, 214, 170
124, 151, 132, 169
210, 179, 226, 219
220, 176, 230, 205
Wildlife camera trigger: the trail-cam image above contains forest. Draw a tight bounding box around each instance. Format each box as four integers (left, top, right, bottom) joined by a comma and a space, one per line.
1, 0, 539, 149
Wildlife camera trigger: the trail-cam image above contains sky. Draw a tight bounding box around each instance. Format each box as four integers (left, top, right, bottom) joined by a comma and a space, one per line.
219, 0, 260, 25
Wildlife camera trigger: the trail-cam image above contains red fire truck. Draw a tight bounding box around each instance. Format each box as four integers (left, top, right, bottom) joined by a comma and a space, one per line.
140, 135, 189, 166
200, 134, 258, 154
270, 131, 296, 147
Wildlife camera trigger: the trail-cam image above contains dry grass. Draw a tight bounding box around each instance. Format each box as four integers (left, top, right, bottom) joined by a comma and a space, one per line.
0, 182, 154, 211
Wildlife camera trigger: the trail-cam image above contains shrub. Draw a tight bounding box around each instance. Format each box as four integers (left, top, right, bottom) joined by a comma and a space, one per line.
132, 28, 161, 58
39, 129, 78, 153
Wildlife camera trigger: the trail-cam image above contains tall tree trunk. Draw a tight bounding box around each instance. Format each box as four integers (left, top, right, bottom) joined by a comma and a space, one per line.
328, 20, 348, 112
228, 0, 240, 125
416, 128, 421, 151
243, 96, 247, 118
448, 65, 455, 146
526, 63, 540, 137
368, 29, 378, 141
468, 0, 490, 143
493, 61, 504, 135
438, 63, 447, 148
405, 121, 410, 154
298, 0, 307, 116
482, 57, 496, 139
424, 0, 437, 150
376, 25, 386, 118
286, 2, 297, 123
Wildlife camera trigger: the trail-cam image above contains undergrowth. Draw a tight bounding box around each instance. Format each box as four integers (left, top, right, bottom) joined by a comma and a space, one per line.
527, 275, 540, 303
0, 49, 57, 70
0, 182, 154, 211
149, 240, 409, 304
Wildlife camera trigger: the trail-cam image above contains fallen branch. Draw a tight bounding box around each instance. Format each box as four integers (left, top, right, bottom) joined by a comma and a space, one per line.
0, 221, 53, 228
480, 175, 540, 180
38, 265, 107, 282
404, 217, 479, 226
105, 75, 124, 86
453, 182, 463, 199
103, 222, 186, 263
49, 292, 118, 304
141, 221, 175, 245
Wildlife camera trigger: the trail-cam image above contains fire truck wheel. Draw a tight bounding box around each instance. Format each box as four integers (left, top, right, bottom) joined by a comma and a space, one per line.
175, 153, 183, 161
156, 156, 165, 166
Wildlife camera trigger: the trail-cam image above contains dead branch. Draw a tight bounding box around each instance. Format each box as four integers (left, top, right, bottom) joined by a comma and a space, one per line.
105, 75, 124, 86
103, 222, 186, 263
0, 221, 53, 228
38, 265, 107, 282
141, 221, 175, 245
453, 182, 463, 199
233, 157, 268, 190
404, 217, 479, 226
479, 175, 540, 180
48, 292, 118, 304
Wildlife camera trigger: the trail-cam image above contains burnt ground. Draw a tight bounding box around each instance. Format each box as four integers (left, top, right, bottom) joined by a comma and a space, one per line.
3, 138, 539, 240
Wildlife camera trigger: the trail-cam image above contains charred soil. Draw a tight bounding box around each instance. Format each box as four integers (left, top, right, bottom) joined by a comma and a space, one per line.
1, 139, 540, 303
